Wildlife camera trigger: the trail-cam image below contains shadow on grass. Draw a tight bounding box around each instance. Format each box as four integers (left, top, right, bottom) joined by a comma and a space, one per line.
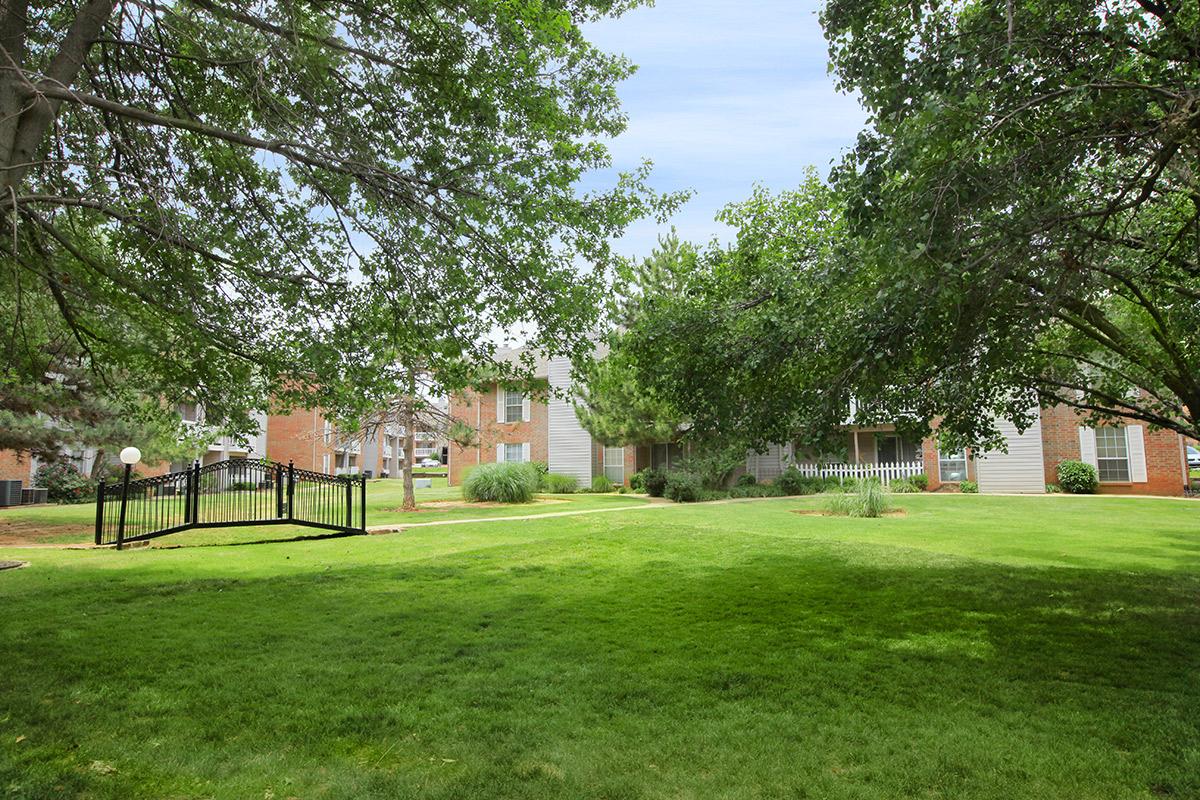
1, 532, 1197, 799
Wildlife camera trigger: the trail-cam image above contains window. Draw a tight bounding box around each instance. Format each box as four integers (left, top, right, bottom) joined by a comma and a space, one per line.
504, 390, 524, 423
503, 443, 525, 463
603, 446, 625, 485
178, 402, 199, 423
1095, 426, 1130, 482
877, 435, 920, 464
651, 442, 683, 471
938, 449, 968, 482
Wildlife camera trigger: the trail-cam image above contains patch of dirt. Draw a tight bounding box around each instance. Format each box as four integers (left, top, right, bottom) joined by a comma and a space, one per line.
0, 560, 29, 571
385, 498, 571, 513
791, 509, 907, 518
0, 518, 92, 546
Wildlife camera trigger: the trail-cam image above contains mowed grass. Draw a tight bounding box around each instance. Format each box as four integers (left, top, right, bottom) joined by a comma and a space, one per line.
0, 478, 649, 546
1, 495, 1198, 799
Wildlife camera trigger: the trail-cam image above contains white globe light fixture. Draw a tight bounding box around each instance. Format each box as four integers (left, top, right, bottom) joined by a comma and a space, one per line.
119, 446, 142, 466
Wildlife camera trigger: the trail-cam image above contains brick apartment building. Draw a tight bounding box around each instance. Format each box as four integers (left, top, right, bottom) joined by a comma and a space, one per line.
448, 349, 637, 487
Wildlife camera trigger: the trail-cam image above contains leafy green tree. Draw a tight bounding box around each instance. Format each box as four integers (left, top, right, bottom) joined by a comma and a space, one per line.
818, 0, 1200, 441
0, 0, 673, 458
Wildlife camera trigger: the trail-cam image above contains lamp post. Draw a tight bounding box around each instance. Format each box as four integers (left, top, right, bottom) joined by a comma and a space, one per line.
115, 447, 140, 550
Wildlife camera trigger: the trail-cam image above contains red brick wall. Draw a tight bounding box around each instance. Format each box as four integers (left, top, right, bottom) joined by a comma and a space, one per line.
448, 385, 548, 486
267, 408, 336, 472
1040, 405, 1185, 496
0, 450, 31, 482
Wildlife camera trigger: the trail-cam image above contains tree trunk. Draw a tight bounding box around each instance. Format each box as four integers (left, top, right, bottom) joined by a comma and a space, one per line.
89, 448, 106, 480
401, 370, 417, 511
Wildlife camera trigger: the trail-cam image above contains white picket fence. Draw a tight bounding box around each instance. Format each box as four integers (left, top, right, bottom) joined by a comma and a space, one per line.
791, 461, 924, 484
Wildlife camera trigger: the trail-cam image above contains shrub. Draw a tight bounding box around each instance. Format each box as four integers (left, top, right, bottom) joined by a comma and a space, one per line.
735, 472, 757, 487
677, 448, 745, 489
823, 479, 892, 518
463, 462, 539, 503
1045, 483, 1062, 493
664, 471, 702, 503
530, 461, 549, 478
774, 467, 806, 495
729, 483, 784, 499
889, 478, 920, 493
643, 468, 668, 498
540, 473, 578, 493
959, 480, 979, 494
910, 473, 929, 491
1057, 460, 1098, 494
590, 475, 614, 493
629, 469, 648, 492
34, 462, 95, 504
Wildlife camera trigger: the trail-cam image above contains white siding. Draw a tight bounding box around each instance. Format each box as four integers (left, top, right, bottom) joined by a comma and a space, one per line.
975, 415, 1046, 494
547, 356, 592, 487
746, 443, 790, 482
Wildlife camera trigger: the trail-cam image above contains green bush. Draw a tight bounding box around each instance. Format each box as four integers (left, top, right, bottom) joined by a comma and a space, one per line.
774, 467, 806, 495
34, 462, 95, 504
1045, 483, 1062, 493
629, 469, 648, 492
664, 472, 702, 503
728, 483, 784, 498
1057, 460, 1098, 494
889, 478, 920, 493
590, 475, 614, 493
530, 461, 549, 478
959, 480, 979, 494
823, 479, 892, 518
463, 462, 539, 503
735, 472, 757, 487
540, 473, 578, 493
643, 469, 668, 498
910, 473, 929, 491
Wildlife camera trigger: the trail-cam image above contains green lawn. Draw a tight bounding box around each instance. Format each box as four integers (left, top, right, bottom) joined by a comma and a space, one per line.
0, 478, 648, 546
1, 494, 1198, 798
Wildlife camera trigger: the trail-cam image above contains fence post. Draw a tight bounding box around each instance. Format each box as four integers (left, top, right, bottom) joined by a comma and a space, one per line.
275, 463, 284, 519
94, 480, 105, 545
191, 461, 201, 526
116, 463, 132, 550
345, 478, 353, 529
286, 461, 295, 521
360, 476, 367, 531
183, 468, 193, 526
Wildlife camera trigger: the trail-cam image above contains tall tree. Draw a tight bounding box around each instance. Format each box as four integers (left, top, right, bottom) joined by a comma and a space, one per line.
819, 0, 1200, 441
0, 0, 673, 458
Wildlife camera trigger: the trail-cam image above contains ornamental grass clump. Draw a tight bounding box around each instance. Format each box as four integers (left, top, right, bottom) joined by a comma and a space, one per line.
823, 479, 892, 518
463, 462, 539, 503
540, 473, 578, 494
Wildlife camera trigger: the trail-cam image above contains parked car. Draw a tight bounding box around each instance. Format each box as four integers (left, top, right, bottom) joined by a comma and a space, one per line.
1188, 445, 1200, 469
419, 457, 441, 468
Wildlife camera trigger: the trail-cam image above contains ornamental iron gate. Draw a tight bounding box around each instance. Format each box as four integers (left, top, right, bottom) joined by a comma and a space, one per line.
94, 458, 367, 548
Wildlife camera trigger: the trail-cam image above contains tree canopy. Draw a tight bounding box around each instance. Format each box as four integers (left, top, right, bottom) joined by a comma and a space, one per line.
1, 0, 672, 458
605, 1, 1200, 451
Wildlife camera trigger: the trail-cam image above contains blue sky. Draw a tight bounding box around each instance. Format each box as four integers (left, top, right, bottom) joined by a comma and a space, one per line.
580, 0, 867, 260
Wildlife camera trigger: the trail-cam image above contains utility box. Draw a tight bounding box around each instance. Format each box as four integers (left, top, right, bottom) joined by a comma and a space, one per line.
414, 478, 433, 489
21, 487, 48, 505
0, 480, 22, 507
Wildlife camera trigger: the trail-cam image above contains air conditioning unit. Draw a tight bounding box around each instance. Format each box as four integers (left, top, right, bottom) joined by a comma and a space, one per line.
0, 480, 23, 507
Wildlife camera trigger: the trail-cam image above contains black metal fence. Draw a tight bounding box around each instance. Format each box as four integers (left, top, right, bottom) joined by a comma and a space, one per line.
95, 458, 367, 548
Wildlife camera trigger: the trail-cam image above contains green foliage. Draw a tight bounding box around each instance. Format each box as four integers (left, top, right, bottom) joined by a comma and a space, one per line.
824, 479, 892, 518
959, 481, 979, 494
774, 468, 806, 496
629, 469, 649, 492
1046, 483, 1062, 494
1057, 461, 1099, 495
910, 474, 929, 492
530, 461, 549, 478
229, 481, 257, 492
642, 469, 668, 498
735, 473, 757, 487
889, 478, 920, 494
590, 475, 614, 493
540, 473, 578, 494
664, 472, 702, 503
33, 463, 95, 504
3, 1, 681, 459
462, 463, 539, 504
728, 483, 784, 499
677, 446, 746, 490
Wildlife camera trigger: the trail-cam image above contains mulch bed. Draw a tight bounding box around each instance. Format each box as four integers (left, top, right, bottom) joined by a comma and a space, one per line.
791, 509, 907, 518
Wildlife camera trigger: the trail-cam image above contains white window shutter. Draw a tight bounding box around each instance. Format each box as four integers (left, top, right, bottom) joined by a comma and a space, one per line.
1078, 427, 1098, 468
495, 385, 504, 423
521, 442, 530, 462
522, 396, 531, 423
495, 443, 503, 463
1126, 426, 1147, 483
